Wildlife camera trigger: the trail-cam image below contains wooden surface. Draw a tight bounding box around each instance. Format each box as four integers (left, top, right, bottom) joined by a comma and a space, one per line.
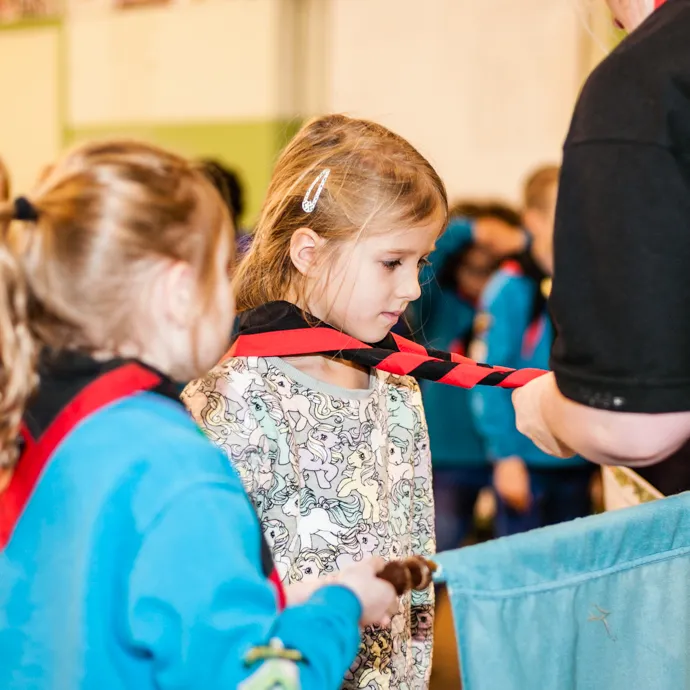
430, 585, 462, 689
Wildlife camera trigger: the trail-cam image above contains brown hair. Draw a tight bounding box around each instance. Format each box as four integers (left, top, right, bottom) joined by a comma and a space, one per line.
449, 199, 522, 227
235, 114, 448, 312
523, 165, 560, 212
0, 139, 232, 469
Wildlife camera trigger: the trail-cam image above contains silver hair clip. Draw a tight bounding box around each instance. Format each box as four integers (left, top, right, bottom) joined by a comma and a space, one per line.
302, 169, 330, 214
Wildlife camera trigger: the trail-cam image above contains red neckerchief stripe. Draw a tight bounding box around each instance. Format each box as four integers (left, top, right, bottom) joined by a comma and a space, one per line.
225, 327, 369, 361
227, 302, 547, 390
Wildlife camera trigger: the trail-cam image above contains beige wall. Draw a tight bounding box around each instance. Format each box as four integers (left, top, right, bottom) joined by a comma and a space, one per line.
0, 25, 61, 195
0, 0, 617, 204
326, 0, 610, 205
68, 0, 292, 125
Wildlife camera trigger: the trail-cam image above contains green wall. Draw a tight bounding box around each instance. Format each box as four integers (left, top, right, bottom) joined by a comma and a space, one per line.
64, 118, 303, 225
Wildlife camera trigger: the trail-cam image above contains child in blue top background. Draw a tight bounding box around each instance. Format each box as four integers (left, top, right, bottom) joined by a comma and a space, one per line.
470, 166, 594, 537
413, 202, 526, 549
0, 140, 396, 690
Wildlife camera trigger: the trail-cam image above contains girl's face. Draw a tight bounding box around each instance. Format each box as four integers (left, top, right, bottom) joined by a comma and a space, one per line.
305, 213, 442, 343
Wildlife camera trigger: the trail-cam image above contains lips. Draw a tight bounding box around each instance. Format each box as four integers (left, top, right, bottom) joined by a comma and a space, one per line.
381, 310, 403, 323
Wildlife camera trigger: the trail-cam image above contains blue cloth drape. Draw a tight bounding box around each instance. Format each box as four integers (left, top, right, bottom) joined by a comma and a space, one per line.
434, 492, 690, 689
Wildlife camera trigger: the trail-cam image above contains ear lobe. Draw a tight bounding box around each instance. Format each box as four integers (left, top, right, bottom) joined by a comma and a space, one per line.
290, 227, 323, 277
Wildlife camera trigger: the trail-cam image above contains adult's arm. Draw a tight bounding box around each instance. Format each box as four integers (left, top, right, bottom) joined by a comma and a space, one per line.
514, 372, 690, 466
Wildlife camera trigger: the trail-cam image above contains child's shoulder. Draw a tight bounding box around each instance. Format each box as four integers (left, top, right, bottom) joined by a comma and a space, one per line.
82, 392, 231, 474
62, 392, 245, 526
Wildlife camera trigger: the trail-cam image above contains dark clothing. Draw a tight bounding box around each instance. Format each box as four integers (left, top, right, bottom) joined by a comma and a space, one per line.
494, 465, 595, 537
550, 0, 690, 413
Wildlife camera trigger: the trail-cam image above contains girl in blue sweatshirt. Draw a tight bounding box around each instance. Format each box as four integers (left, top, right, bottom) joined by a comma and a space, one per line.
414, 204, 525, 548
471, 166, 594, 536
0, 140, 396, 690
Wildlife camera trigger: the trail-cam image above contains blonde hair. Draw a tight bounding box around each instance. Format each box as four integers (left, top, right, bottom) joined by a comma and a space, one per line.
523, 165, 560, 212
0, 140, 232, 469
235, 114, 447, 312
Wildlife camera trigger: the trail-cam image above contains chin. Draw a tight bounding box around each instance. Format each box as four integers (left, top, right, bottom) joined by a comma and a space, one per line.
341, 317, 392, 344
362, 325, 393, 344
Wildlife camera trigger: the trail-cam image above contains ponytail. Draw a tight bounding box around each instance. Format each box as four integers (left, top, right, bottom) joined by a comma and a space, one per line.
0, 197, 38, 469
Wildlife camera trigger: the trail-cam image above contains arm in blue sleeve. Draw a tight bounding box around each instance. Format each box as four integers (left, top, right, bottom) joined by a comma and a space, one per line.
470, 276, 531, 461
125, 482, 361, 690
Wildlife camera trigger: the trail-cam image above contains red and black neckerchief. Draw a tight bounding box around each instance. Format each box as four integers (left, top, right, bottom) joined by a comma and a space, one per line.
225, 301, 546, 389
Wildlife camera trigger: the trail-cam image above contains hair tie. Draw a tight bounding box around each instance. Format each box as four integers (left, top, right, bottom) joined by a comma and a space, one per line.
13, 197, 38, 222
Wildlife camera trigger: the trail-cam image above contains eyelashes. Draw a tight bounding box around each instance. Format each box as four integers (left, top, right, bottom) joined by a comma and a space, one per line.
381, 258, 431, 272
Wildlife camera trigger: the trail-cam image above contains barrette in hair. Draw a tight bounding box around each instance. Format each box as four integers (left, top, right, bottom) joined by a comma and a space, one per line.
13, 197, 39, 222
302, 169, 330, 214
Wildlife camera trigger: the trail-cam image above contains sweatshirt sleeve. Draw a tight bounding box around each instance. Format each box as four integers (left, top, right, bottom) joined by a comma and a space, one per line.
124, 479, 361, 690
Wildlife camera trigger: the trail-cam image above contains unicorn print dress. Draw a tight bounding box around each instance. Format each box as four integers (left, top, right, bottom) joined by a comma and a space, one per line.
183, 355, 436, 690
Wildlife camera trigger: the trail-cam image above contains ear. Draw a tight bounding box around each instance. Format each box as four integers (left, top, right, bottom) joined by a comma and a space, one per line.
289, 227, 323, 277
156, 259, 196, 327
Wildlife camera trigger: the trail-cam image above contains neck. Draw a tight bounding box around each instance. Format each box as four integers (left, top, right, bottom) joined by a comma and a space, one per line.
531, 239, 553, 276
282, 354, 371, 391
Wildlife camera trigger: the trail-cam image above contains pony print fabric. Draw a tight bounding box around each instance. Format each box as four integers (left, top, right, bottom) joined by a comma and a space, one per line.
183, 356, 436, 690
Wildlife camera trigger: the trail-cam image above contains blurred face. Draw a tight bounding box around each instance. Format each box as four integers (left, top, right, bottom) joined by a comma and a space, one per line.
455, 246, 496, 302
305, 212, 443, 343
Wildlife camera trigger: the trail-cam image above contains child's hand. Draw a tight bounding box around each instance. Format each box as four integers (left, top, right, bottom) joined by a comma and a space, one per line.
493, 456, 532, 512
337, 557, 399, 628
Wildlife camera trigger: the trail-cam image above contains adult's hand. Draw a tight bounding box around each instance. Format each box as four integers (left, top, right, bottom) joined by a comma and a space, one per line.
512, 372, 575, 459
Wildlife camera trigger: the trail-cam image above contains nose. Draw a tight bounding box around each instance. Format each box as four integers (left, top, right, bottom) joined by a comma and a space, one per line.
399, 269, 422, 302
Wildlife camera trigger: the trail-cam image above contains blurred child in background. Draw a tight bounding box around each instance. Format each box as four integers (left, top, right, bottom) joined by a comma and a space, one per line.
470, 166, 595, 536
414, 202, 526, 549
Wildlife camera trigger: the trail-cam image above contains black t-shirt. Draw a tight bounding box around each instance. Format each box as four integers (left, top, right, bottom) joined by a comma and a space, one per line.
550, 0, 690, 413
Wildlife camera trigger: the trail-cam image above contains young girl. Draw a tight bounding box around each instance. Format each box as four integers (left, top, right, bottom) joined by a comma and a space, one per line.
0, 140, 397, 689
184, 114, 446, 689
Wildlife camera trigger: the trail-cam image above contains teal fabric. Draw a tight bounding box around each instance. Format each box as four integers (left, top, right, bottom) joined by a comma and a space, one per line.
414, 219, 487, 467
435, 493, 690, 689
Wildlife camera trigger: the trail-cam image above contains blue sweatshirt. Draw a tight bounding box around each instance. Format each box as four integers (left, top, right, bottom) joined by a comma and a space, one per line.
414, 219, 487, 467
0, 360, 361, 689
470, 257, 588, 468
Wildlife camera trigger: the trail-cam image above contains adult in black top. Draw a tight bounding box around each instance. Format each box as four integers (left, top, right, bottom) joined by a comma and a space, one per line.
513, 0, 690, 467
